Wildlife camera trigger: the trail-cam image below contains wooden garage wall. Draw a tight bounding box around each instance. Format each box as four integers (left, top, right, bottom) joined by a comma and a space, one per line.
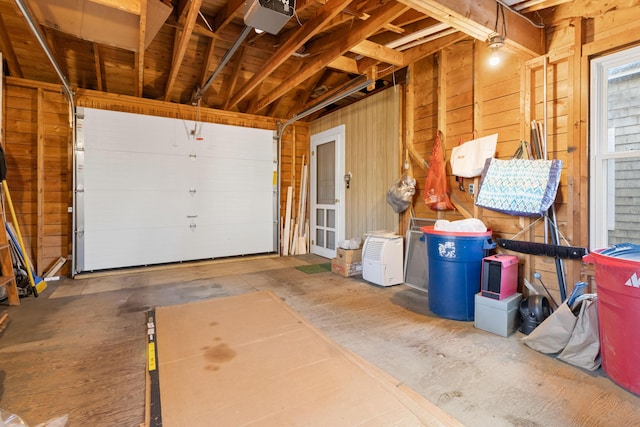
2, 78, 309, 276
404, 2, 640, 300
3, 79, 72, 278
405, 36, 574, 301
310, 87, 401, 241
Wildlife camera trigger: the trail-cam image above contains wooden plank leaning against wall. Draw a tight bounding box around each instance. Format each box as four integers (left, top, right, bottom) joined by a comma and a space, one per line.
3, 78, 310, 277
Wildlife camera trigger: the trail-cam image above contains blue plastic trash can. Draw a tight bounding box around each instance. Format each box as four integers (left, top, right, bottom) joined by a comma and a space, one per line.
422, 226, 495, 321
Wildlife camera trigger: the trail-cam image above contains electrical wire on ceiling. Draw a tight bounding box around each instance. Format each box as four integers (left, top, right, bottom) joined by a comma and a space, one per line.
198, 10, 213, 32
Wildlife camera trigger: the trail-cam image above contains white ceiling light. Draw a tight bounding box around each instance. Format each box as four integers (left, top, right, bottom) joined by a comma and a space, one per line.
487, 3, 507, 66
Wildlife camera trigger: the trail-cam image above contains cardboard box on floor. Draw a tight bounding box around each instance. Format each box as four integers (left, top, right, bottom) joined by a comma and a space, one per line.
331, 258, 363, 277
332, 247, 363, 277
153, 291, 462, 426
336, 247, 362, 264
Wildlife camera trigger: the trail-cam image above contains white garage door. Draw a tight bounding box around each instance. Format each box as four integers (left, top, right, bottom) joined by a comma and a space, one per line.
75, 108, 276, 273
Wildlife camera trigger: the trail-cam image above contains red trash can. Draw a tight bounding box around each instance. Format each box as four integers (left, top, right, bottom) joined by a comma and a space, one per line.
584, 244, 640, 395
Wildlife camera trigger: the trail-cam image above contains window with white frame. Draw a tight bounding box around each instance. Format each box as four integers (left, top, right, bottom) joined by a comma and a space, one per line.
590, 45, 640, 249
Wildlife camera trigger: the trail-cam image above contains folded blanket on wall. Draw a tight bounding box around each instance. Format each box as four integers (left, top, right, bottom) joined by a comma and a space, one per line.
475, 158, 563, 216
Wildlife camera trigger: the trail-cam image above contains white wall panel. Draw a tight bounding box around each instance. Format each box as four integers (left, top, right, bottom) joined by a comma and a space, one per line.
76, 108, 276, 272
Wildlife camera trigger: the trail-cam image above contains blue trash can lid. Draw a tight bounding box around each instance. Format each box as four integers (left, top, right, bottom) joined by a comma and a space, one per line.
599, 243, 640, 261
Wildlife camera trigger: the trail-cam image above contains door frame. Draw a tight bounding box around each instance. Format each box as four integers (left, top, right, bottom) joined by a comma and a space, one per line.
310, 125, 345, 258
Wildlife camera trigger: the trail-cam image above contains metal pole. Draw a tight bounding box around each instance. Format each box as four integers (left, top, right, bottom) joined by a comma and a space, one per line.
14, 0, 78, 276
193, 26, 253, 104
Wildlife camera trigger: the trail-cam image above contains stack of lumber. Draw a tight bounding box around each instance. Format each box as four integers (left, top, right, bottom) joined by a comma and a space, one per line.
282, 155, 309, 256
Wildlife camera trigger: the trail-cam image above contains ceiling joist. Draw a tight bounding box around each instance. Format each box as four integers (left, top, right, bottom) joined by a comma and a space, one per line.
396, 0, 545, 57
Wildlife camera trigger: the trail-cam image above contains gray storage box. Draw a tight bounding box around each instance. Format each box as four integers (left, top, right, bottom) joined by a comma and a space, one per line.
474, 292, 522, 337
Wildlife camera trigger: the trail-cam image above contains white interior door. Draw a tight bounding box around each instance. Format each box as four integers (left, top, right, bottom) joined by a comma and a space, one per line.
310, 125, 345, 258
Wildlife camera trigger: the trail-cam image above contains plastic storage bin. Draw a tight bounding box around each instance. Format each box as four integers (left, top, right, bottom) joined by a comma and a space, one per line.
475, 292, 522, 337
422, 226, 495, 321
584, 244, 640, 395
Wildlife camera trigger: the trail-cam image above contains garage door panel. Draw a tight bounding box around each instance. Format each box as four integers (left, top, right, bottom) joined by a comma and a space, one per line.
186, 222, 275, 258
84, 226, 198, 271
192, 159, 273, 192
75, 108, 276, 273
84, 189, 193, 230
194, 192, 273, 223
84, 110, 190, 156
85, 151, 192, 191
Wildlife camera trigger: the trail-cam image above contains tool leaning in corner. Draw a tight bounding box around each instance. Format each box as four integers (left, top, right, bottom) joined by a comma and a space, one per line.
0, 143, 44, 297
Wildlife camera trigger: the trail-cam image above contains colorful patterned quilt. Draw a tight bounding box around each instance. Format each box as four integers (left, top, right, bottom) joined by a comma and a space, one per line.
475, 158, 562, 216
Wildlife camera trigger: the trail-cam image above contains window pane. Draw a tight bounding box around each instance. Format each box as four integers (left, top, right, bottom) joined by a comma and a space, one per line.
608, 157, 640, 245
316, 141, 335, 204
591, 46, 640, 248
316, 209, 324, 226
608, 62, 640, 154
327, 230, 335, 250
316, 228, 324, 247
327, 209, 335, 228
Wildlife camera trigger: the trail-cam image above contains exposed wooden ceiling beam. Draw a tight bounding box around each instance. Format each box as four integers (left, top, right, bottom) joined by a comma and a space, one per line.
327, 56, 359, 73
199, 37, 218, 87
226, 0, 355, 110
164, 0, 202, 102
286, 70, 327, 118
223, 45, 246, 110
350, 40, 404, 66
253, 1, 409, 113
396, 0, 545, 57
213, 0, 244, 33
401, 30, 466, 64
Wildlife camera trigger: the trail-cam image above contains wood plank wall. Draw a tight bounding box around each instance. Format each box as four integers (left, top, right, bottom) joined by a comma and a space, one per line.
2, 79, 309, 276
3, 79, 72, 277
406, 3, 640, 296
407, 37, 576, 300
310, 87, 400, 242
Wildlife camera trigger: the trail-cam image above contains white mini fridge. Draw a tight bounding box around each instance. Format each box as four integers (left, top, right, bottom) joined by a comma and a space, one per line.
362, 232, 403, 286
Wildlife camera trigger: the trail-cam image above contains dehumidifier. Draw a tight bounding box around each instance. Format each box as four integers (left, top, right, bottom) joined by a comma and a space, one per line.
362, 233, 403, 286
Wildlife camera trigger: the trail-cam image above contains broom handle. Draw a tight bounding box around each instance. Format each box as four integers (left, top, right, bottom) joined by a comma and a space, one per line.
2, 180, 37, 297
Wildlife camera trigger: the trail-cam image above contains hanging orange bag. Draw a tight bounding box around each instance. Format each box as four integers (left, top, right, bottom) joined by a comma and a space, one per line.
424, 131, 454, 211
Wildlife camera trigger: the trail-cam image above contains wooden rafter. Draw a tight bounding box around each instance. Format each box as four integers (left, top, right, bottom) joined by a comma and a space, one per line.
350, 40, 405, 66
226, 0, 355, 110
328, 56, 359, 73
401, 30, 467, 64
223, 45, 246, 110
199, 37, 218, 87
253, 1, 409, 113
264, 61, 304, 117
396, 0, 545, 56
164, 0, 203, 102
286, 70, 327, 118
213, 0, 244, 33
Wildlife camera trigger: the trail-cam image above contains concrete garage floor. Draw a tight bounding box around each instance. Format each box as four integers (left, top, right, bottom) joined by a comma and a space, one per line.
0, 254, 638, 426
